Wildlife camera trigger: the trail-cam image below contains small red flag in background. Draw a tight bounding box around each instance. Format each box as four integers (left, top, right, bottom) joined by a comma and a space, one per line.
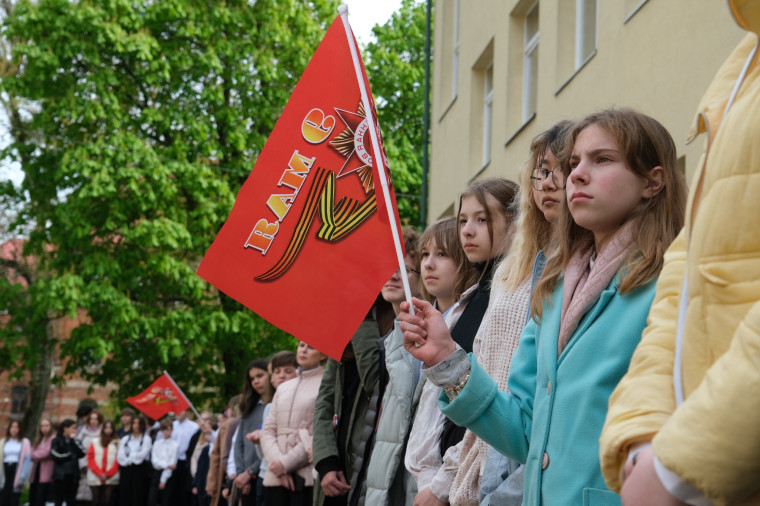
197, 13, 403, 360
126, 373, 190, 421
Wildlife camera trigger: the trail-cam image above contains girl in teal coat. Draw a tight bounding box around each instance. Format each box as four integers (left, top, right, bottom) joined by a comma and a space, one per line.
400, 109, 687, 506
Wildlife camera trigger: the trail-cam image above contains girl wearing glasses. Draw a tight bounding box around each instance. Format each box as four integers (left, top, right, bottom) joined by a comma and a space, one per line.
444, 120, 573, 506
401, 109, 687, 506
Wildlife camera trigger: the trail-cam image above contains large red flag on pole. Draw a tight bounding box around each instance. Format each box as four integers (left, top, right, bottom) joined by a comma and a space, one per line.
197, 6, 413, 360
126, 372, 192, 421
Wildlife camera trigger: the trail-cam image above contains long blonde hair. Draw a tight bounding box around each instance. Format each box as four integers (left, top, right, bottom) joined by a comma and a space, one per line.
501, 120, 574, 291
531, 109, 687, 318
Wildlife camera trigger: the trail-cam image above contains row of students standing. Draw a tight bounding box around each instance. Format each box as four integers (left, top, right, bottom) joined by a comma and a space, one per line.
305, 106, 690, 505
395, 107, 686, 506
203, 343, 328, 506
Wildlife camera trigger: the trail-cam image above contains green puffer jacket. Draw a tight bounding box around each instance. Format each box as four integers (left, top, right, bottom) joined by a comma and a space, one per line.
312, 320, 383, 506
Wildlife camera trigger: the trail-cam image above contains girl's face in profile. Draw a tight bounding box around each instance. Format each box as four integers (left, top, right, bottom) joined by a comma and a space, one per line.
532, 149, 564, 225
381, 253, 420, 305
420, 237, 457, 303
459, 193, 509, 263
566, 124, 649, 245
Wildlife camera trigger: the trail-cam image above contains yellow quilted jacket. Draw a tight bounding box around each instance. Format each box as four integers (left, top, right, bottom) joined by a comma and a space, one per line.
600, 10, 760, 506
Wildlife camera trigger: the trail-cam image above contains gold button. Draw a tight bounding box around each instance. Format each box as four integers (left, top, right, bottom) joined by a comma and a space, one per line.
547, 381, 551, 395
542, 452, 550, 470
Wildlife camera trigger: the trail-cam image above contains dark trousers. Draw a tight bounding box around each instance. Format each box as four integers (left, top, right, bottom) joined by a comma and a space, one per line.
29, 481, 52, 506
119, 463, 149, 506
53, 476, 78, 506
255, 476, 264, 506
1, 463, 19, 506
170, 459, 192, 505
147, 468, 176, 506
240, 481, 257, 506
265, 485, 313, 506
92, 484, 117, 506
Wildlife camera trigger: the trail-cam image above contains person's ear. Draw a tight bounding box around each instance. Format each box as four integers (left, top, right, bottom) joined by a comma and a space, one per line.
643, 166, 665, 198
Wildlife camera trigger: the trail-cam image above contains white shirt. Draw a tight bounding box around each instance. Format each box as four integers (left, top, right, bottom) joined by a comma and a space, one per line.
3, 439, 21, 463
151, 438, 179, 484
117, 433, 152, 466
226, 427, 239, 478
208, 428, 219, 456
172, 418, 199, 460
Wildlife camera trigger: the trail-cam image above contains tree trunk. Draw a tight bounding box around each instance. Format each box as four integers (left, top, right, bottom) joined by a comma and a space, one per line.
22, 329, 53, 442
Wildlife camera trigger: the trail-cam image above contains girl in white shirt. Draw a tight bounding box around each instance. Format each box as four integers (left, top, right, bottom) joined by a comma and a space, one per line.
0, 420, 32, 506
117, 415, 152, 506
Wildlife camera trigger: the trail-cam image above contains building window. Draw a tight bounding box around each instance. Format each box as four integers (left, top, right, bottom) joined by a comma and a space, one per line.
483, 64, 494, 165
523, 2, 539, 122
576, 0, 597, 68
437, 0, 460, 118
556, 0, 598, 91
10, 385, 27, 419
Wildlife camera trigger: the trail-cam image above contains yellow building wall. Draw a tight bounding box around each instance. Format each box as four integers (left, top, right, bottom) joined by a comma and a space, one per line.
428, 0, 745, 222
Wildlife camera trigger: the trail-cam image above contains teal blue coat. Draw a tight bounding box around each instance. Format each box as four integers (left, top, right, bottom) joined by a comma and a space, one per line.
439, 276, 657, 506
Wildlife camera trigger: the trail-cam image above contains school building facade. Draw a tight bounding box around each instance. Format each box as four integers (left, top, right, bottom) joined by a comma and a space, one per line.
427, 0, 745, 221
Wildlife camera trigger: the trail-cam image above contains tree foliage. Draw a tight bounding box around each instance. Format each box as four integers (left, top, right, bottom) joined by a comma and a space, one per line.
0, 0, 339, 416
364, 0, 428, 227
0, 0, 427, 430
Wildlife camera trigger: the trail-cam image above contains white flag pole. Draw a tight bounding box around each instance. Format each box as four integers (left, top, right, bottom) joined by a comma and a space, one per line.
163, 370, 202, 420
337, 4, 415, 315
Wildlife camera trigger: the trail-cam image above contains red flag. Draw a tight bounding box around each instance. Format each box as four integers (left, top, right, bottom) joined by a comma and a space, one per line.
197, 13, 403, 360
126, 373, 190, 421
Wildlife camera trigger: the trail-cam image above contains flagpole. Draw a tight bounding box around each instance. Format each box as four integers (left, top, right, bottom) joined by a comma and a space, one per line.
338, 4, 416, 315
163, 370, 202, 420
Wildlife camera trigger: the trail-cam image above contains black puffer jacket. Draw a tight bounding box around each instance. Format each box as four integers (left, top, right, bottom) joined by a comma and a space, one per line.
51, 436, 86, 480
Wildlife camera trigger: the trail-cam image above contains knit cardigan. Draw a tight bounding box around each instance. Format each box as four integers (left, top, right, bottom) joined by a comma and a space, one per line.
449, 262, 531, 506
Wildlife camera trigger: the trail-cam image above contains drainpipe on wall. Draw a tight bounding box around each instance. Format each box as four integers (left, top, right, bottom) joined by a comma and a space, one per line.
420, 0, 432, 229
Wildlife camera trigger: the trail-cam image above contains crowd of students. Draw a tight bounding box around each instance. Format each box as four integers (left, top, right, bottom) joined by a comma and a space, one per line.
1, 9, 758, 506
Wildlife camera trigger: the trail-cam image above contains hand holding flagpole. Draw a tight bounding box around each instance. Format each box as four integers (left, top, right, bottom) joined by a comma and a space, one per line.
338, 4, 416, 315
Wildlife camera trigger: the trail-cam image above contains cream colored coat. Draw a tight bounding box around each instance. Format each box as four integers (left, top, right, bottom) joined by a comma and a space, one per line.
600, 27, 760, 506
260, 365, 324, 487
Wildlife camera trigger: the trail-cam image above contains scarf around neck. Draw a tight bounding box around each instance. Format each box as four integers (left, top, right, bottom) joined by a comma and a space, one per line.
557, 220, 636, 356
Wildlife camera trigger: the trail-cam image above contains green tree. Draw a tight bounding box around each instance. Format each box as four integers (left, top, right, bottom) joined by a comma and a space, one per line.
364, 0, 428, 226
0, 0, 339, 430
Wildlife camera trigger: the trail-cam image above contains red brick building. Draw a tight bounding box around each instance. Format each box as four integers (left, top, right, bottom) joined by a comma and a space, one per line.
0, 239, 117, 431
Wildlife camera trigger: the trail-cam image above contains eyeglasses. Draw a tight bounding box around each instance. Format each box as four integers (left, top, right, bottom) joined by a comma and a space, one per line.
395, 267, 420, 277
530, 167, 565, 190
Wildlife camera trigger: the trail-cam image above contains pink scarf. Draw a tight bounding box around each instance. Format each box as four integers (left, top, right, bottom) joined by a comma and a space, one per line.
557, 220, 637, 356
